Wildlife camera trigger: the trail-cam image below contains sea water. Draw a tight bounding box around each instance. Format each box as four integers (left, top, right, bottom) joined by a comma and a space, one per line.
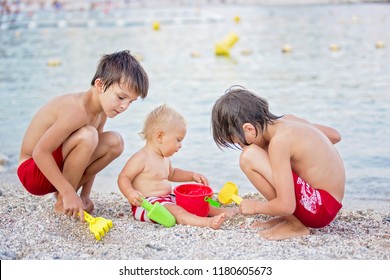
0, 3, 389, 206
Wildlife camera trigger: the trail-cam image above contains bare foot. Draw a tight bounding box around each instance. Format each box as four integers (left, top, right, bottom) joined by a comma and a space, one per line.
258, 218, 310, 240
80, 196, 94, 213
83, 201, 94, 213
209, 213, 226, 229
251, 217, 284, 229
208, 206, 239, 218
223, 207, 239, 218
54, 200, 64, 214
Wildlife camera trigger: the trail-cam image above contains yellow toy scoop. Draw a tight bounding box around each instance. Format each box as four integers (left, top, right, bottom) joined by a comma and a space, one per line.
217, 182, 243, 205
82, 211, 113, 241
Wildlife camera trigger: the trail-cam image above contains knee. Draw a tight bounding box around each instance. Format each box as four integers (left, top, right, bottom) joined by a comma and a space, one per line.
75, 125, 99, 149
239, 147, 255, 172
104, 131, 124, 156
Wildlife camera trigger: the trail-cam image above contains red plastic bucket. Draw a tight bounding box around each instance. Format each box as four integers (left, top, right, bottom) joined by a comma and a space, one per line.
174, 184, 214, 217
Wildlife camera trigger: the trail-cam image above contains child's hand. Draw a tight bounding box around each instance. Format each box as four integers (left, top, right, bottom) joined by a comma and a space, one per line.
239, 199, 261, 215
62, 191, 85, 221
128, 191, 143, 207
192, 172, 209, 185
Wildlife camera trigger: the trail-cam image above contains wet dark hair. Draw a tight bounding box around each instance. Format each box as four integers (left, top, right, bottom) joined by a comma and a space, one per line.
211, 85, 282, 149
91, 50, 149, 99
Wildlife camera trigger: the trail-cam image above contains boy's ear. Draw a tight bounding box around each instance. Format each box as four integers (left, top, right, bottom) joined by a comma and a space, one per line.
94, 78, 105, 92
242, 123, 255, 133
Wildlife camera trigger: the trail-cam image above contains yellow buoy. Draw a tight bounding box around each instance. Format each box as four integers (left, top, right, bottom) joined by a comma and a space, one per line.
47, 58, 62, 67
152, 21, 160, 31
375, 40, 385, 49
281, 44, 292, 53
190, 51, 201, 58
329, 43, 341, 52
215, 32, 239, 56
233, 16, 241, 23
240, 49, 252, 55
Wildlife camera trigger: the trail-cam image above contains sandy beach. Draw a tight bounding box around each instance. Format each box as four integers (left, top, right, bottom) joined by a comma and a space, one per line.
0, 172, 389, 261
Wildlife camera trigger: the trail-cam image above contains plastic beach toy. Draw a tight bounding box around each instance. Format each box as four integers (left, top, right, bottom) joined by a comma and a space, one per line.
82, 211, 113, 241
217, 182, 243, 205
174, 184, 214, 217
204, 196, 221, 208
141, 198, 176, 228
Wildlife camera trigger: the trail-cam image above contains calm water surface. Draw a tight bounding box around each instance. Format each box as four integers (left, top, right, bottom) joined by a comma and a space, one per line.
0, 3, 389, 206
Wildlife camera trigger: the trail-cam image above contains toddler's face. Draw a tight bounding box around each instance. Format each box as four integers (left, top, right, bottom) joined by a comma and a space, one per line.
160, 121, 186, 157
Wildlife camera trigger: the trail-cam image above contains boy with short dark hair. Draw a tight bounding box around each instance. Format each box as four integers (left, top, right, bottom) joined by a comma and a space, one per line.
17, 50, 149, 221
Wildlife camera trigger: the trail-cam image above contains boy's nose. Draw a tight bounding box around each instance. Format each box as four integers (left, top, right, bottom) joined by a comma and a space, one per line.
121, 101, 131, 111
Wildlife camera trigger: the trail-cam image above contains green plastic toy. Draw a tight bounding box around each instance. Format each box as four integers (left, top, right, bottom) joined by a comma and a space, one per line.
82, 211, 113, 241
204, 196, 221, 208
141, 198, 176, 228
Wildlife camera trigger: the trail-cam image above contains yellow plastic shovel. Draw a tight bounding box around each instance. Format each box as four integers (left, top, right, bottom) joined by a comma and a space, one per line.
82, 211, 113, 241
217, 182, 243, 205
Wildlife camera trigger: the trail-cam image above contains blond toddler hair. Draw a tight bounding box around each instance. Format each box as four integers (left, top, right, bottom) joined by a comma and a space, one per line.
140, 104, 186, 140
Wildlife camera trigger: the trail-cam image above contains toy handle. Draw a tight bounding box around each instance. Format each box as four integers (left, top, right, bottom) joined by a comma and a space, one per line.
204, 196, 221, 208
141, 197, 153, 211
232, 194, 243, 205
79, 211, 94, 223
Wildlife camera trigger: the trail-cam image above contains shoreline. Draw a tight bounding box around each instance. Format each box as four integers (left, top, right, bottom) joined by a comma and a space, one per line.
1, 173, 389, 260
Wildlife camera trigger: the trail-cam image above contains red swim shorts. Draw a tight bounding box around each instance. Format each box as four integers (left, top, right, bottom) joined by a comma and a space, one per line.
131, 195, 175, 223
292, 172, 342, 228
17, 145, 64, 196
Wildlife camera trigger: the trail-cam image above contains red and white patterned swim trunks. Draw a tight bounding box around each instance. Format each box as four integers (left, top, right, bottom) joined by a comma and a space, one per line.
131, 194, 176, 223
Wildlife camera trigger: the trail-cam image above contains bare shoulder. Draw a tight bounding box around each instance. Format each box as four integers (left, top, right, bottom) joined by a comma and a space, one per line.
52, 93, 87, 115
282, 114, 341, 144
282, 114, 310, 124
37, 93, 87, 123
279, 115, 318, 135
128, 148, 148, 163
48, 92, 79, 105
120, 149, 147, 175
19, 92, 92, 161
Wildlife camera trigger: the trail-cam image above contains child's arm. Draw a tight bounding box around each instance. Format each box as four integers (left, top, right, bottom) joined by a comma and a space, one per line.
168, 164, 209, 185
117, 153, 145, 207
79, 116, 107, 204
32, 109, 88, 220
239, 135, 297, 217
312, 123, 341, 144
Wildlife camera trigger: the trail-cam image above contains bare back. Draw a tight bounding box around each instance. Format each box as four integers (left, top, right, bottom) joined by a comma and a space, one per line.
269, 115, 345, 202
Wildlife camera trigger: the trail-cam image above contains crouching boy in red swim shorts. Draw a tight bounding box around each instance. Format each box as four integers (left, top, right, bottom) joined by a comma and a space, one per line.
17, 50, 149, 221
211, 86, 345, 240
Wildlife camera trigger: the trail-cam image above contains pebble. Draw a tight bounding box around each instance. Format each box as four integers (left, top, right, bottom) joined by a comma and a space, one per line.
0, 179, 389, 260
